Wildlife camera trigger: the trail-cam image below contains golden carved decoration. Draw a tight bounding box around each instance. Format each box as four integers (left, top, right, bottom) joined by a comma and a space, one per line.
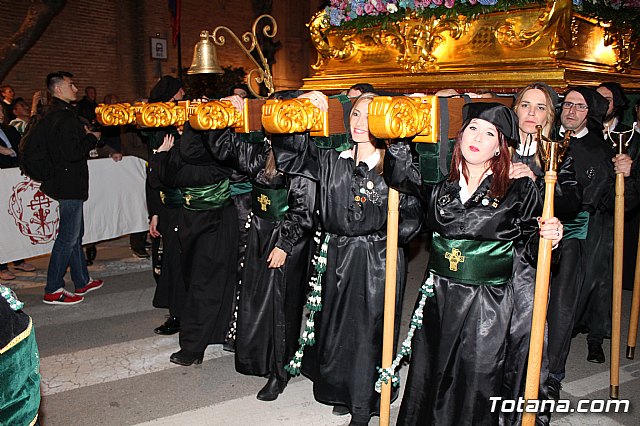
603, 25, 637, 73
395, 14, 470, 72
495, 0, 573, 58
97, 99, 252, 132
189, 100, 244, 131
303, 0, 640, 92
262, 98, 327, 137
95, 103, 138, 126
136, 102, 181, 128
368, 96, 437, 143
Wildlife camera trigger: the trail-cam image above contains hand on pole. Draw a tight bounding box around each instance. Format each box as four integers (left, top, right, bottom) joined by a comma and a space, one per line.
538, 216, 563, 246
298, 91, 328, 112
613, 153, 633, 177
221, 94, 244, 112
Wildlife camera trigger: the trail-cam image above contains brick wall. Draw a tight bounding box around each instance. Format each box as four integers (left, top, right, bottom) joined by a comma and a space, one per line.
0, 0, 317, 103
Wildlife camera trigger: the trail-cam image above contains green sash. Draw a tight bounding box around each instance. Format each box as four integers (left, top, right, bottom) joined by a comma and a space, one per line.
182, 179, 230, 211
160, 188, 183, 209
563, 211, 589, 240
251, 183, 289, 221
230, 181, 253, 197
429, 232, 513, 285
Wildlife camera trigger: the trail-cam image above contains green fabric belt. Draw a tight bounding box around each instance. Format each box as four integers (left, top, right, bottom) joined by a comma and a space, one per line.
230, 181, 253, 196
314, 133, 351, 151
160, 188, 183, 209
182, 179, 230, 211
0, 321, 40, 426
251, 183, 289, 221
429, 232, 513, 285
563, 211, 589, 240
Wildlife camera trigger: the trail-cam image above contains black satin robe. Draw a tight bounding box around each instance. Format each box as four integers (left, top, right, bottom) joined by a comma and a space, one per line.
386, 143, 545, 426
154, 124, 239, 353
574, 126, 640, 344
235, 172, 316, 381
271, 133, 423, 423
201, 129, 317, 382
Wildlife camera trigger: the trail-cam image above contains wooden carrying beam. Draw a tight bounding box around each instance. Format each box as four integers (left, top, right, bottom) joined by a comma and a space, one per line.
95, 99, 266, 132
96, 95, 514, 142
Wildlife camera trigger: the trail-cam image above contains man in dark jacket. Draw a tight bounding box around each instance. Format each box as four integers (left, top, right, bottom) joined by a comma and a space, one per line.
40, 71, 104, 305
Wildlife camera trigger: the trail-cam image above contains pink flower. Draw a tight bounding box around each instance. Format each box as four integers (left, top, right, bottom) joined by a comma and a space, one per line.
355, 4, 364, 15
444, 0, 455, 7
364, 3, 376, 14
376, 0, 387, 12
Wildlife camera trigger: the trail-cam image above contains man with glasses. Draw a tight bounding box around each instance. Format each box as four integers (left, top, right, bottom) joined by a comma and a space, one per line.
572, 84, 640, 365
547, 87, 631, 399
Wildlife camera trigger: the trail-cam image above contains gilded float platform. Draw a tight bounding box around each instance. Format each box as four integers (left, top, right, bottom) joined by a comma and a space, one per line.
302, 0, 640, 92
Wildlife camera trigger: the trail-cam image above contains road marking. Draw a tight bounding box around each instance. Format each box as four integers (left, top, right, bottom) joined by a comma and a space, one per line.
40, 336, 231, 395
551, 412, 624, 425
562, 361, 640, 398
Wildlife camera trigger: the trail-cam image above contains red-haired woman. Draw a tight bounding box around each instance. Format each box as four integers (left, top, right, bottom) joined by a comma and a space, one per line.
386, 102, 563, 425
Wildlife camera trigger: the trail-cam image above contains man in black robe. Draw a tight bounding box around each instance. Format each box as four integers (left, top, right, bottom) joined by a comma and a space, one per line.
546, 87, 636, 398
574, 83, 640, 363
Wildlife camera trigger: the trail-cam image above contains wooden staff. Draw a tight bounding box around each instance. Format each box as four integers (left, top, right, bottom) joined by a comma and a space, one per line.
627, 227, 640, 359
522, 127, 569, 426
610, 132, 628, 398
380, 188, 400, 426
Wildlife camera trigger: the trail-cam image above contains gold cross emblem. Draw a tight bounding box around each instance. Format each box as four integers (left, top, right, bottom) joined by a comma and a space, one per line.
184, 194, 192, 206
445, 248, 465, 271
257, 194, 271, 211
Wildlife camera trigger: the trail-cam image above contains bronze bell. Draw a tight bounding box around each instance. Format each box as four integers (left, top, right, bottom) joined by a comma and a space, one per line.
187, 31, 224, 74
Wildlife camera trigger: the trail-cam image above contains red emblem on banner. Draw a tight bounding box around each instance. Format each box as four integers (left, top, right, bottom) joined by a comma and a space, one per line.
8, 178, 59, 245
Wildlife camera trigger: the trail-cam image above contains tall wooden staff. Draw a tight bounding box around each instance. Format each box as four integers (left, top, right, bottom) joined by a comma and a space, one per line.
610, 130, 630, 398
380, 188, 400, 425
627, 229, 640, 359
522, 127, 570, 426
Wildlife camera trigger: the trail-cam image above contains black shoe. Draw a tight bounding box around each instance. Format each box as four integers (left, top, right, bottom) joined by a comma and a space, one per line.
170, 349, 204, 366
332, 405, 350, 416
222, 338, 236, 353
85, 244, 97, 265
256, 376, 288, 401
546, 377, 562, 400
132, 248, 150, 259
349, 420, 368, 426
587, 341, 605, 363
154, 317, 180, 335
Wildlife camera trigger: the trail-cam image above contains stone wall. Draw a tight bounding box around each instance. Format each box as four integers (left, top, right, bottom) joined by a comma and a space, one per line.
0, 0, 319, 103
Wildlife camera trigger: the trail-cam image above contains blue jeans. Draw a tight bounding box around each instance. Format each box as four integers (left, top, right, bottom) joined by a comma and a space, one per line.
45, 199, 90, 293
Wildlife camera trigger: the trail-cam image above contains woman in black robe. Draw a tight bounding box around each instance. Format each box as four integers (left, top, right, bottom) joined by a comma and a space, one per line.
509, 83, 583, 400
152, 125, 244, 366
200, 93, 317, 401
386, 102, 564, 426
270, 92, 423, 425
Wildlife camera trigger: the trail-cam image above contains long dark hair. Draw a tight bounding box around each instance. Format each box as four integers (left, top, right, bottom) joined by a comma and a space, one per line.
448, 119, 512, 198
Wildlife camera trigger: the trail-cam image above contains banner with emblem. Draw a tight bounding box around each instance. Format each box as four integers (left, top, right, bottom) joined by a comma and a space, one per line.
0, 157, 149, 264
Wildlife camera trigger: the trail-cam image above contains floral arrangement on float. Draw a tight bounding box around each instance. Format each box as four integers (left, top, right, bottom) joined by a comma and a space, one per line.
324, 0, 640, 36
302, 0, 640, 92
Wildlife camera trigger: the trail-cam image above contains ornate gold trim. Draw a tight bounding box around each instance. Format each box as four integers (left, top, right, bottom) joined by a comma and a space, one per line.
368, 96, 438, 143
262, 98, 327, 136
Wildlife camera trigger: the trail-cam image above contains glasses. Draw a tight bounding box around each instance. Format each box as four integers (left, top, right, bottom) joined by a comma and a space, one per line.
561, 102, 588, 111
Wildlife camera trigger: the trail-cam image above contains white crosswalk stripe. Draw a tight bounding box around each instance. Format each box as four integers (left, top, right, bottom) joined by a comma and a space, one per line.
40, 336, 230, 395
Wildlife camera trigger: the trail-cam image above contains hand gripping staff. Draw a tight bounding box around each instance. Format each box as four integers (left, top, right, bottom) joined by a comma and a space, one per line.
522, 127, 570, 426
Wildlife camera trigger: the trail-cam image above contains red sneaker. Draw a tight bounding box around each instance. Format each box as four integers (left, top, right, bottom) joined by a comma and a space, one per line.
75, 279, 104, 295
43, 288, 84, 305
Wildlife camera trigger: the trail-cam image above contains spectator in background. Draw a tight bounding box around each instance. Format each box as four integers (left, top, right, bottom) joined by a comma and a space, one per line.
1, 84, 15, 123
40, 71, 104, 305
77, 86, 97, 123
0, 106, 38, 280
9, 98, 31, 135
